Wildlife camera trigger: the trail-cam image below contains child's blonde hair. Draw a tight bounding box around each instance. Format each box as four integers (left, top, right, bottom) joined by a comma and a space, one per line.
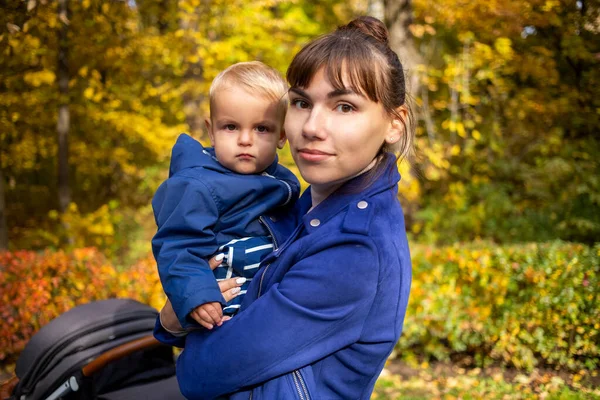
209, 61, 288, 119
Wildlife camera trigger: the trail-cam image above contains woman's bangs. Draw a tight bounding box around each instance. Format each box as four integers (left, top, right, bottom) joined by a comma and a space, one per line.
287, 38, 329, 89
288, 34, 383, 104
324, 44, 382, 103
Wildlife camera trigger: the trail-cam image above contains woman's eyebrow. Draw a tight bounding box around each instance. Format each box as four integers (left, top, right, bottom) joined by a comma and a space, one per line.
289, 87, 309, 98
327, 88, 361, 98
289, 87, 363, 99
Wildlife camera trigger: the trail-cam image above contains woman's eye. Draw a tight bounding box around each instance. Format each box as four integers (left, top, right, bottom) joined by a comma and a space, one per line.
224, 124, 236, 131
336, 104, 354, 113
291, 99, 310, 109
256, 125, 269, 133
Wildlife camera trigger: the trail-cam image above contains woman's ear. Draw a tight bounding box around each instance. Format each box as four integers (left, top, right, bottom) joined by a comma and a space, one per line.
205, 118, 216, 146
277, 128, 287, 149
384, 106, 408, 145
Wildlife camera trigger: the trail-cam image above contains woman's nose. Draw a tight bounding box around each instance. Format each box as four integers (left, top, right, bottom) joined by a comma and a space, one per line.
238, 130, 253, 146
302, 107, 327, 140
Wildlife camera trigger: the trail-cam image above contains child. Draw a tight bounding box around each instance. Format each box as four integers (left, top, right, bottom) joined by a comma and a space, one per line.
151, 61, 300, 330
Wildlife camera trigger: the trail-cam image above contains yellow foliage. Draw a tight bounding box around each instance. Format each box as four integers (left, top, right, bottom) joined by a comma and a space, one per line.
23, 70, 55, 87
494, 38, 514, 59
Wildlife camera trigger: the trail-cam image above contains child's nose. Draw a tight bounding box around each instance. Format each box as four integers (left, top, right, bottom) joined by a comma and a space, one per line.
238, 130, 253, 146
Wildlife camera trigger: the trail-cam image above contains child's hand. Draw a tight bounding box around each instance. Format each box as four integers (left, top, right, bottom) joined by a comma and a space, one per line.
190, 302, 224, 330
188, 253, 245, 330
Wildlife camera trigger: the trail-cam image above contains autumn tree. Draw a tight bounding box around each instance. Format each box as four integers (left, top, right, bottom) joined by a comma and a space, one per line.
0, 0, 364, 254
404, 0, 600, 243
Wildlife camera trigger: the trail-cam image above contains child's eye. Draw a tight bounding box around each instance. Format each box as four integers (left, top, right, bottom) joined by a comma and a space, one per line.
336, 103, 354, 113
291, 99, 310, 109
224, 124, 236, 131
256, 125, 269, 133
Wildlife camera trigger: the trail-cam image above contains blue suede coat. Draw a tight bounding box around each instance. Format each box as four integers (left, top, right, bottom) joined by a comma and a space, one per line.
155, 153, 412, 399
152, 134, 300, 328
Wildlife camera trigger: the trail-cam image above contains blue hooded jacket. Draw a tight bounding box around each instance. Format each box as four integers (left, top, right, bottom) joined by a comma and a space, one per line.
152, 134, 300, 328
155, 153, 412, 399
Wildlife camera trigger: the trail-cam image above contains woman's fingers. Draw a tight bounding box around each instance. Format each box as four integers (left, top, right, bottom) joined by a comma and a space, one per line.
219, 277, 246, 302
222, 286, 242, 303
208, 253, 225, 270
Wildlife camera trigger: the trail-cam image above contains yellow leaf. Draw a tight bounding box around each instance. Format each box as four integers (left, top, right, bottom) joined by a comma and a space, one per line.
457, 122, 467, 138
84, 87, 94, 99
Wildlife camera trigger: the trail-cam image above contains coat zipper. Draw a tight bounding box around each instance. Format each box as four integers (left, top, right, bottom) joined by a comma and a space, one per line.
261, 172, 293, 206
252, 217, 308, 400
257, 216, 277, 298
292, 371, 305, 400
293, 370, 311, 400
259, 216, 278, 249
250, 217, 274, 399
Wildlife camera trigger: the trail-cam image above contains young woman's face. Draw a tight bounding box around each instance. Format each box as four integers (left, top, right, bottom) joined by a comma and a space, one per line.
285, 68, 400, 192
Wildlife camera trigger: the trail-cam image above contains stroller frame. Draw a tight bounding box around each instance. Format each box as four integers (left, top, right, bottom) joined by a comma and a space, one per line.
0, 299, 183, 400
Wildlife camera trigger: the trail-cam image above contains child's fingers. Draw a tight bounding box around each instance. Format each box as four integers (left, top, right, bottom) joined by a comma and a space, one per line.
192, 304, 221, 329
191, 310, 214, 330
204, 303, 223, 325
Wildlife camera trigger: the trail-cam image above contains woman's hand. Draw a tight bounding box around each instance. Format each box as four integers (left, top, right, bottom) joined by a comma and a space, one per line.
159, 253, 247, 332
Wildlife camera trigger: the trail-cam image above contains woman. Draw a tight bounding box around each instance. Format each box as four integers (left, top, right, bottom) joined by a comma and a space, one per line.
156, 16, 414, 399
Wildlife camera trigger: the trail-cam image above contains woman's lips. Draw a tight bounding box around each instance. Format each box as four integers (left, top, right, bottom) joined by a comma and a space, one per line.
298, 148, 333, 162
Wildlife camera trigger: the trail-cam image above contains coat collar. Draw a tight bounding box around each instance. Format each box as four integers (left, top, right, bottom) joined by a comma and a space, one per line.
299, 153, 401, 233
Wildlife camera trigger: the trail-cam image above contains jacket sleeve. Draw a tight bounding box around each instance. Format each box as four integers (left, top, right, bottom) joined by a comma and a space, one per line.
175, 235, 380, 399
152, 174, 225, 329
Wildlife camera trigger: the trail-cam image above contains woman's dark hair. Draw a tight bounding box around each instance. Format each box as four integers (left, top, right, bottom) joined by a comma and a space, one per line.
287, 16, 415, 167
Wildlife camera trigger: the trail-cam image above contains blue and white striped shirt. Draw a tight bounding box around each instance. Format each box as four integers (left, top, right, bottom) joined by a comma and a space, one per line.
213, 236, 274, 315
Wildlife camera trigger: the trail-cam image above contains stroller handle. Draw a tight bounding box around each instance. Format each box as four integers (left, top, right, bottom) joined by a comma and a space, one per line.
82, 335, 161, 377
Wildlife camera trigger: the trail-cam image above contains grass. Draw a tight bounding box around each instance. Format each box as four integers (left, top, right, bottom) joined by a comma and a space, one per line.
373, 360, 600, 400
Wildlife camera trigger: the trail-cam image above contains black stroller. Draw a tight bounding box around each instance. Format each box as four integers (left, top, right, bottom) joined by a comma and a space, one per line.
1, 299, 185, 400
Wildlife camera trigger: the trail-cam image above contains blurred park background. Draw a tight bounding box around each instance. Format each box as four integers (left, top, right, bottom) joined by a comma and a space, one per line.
1, 0, 599, 398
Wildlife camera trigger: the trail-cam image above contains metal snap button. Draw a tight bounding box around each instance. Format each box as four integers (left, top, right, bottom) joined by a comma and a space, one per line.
310, 219, 321, 227
357, 201, 368, 209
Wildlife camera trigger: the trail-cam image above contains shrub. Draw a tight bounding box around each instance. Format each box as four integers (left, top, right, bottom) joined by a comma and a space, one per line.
0, 248, 164, 365
398, 241, 600, 372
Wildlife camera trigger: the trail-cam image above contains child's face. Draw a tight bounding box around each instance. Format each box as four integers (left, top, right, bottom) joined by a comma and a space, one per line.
206, 86, 286, 174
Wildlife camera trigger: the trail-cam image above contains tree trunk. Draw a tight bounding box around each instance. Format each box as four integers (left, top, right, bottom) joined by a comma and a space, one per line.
179, 8, 205, 139
383, 0, 422, 95
57, 0, 72, 243
368, 0, 385, 21
0, 167, 8, 250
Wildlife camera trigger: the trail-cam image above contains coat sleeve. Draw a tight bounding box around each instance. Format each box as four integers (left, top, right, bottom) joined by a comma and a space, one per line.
152, 174, 225, 329
175, 235, 380, 399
